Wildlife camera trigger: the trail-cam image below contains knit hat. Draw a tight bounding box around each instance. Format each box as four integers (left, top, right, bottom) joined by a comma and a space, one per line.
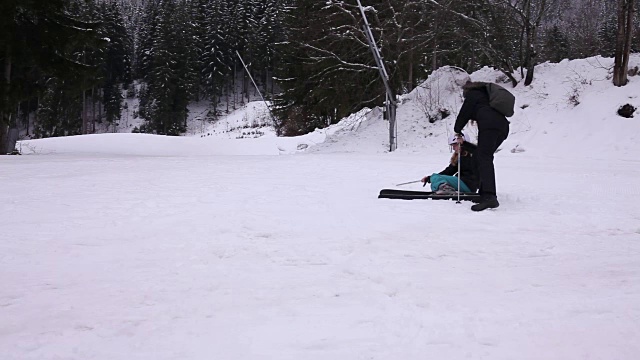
448, 133, 469, 145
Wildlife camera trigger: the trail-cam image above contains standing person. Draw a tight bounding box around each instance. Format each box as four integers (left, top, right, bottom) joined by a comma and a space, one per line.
454, 81, 510, 211
421, 133, 479, 194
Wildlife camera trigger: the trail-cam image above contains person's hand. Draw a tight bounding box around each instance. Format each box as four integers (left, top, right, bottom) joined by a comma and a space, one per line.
421, 176, 431, 186
455, 133, 464, 144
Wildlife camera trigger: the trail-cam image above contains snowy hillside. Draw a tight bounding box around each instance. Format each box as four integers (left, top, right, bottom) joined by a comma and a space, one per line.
3, 57, 640, 360
17, 55, 640, 159
308, 56, 640, 158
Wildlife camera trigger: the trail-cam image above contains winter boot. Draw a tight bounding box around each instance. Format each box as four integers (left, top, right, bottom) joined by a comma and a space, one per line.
472, 191, 485, 203
471, 195, 499, 211
435, 183, 457, 195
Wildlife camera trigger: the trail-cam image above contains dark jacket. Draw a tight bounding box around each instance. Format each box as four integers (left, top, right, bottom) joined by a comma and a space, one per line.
438, 141, 479, 192
454, 82, 510, 135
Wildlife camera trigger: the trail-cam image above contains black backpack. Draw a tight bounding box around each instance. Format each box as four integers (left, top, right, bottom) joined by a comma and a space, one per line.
485, 83, 515, 117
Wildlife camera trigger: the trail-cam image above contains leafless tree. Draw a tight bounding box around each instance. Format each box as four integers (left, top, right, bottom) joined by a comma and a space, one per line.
613, 0, 635, 86
424, 0, 521, 86
498, 0, 562, 85
320, 0, 437, 93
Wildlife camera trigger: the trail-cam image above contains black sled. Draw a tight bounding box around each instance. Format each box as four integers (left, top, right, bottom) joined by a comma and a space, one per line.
378, 189, 480, 201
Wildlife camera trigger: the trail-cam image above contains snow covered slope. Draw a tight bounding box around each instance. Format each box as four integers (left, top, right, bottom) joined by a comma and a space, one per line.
20, 55, 640, 159
309, 56, 640, 159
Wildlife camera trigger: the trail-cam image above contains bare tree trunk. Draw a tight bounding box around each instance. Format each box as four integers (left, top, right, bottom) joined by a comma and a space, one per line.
431, 37, 438, 71
264, 66, 269, 98
271, 56, 275, 96
502, 64, 519, 87
408, 58, 414, 90
1, 44, 12, 154
233, 63, 237, 108
519, 22, 526, 79
91, 87, 96, 133
614, 0, 626, 86
244, 63, 249, 103
524, 26, 537, 86
429, 14, 439, 71
515, 0, 542, 86
26, 98, 30, 136
35, 96, 39, 136
269, 67, 274, 97
16, 102, 20, 131
405, 28, 415, 90
614, 0, 634, 86
622, 0, 635, 79
98, 88, 103, 124
248, 66, 252, 102
82, 89, 87, 134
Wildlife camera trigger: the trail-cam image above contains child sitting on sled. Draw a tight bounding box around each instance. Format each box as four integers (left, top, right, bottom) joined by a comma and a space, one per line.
421, 133, 479, 194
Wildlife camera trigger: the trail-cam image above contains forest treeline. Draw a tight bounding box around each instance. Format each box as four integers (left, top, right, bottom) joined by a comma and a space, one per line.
0, 0, 635, 152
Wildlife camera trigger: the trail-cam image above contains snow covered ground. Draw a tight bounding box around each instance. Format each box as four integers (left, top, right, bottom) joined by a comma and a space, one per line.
2, 56, 640, 359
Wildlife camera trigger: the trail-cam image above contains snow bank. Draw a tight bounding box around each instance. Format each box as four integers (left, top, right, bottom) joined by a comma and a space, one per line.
17, 55, 640, 159
310, 56, 640, 158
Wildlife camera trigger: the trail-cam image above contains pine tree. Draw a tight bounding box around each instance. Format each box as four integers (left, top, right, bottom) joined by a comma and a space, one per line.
140, 0, 197, 135
0, 0, 101, 150
194, 0, 231, 106
190, 0, 208, 101
598, 14, 618, 57
35, 77, 83, 138
135, 0, 161, 81
542, 25, 571, 63
253, 0, 280, 92
98, 1, 133, 126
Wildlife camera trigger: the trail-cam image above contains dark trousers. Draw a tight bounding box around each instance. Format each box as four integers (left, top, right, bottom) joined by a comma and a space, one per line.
477, 128, 508, 197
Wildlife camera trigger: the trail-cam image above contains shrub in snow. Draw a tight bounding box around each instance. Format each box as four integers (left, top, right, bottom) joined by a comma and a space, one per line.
414, 66, 470, 124
617, 104, 636, 118
567, 87, 580, 106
